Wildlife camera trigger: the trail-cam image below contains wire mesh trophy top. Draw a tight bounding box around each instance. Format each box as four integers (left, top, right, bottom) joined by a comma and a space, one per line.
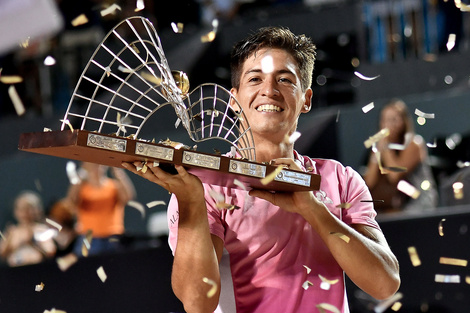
61, 16, 256, 161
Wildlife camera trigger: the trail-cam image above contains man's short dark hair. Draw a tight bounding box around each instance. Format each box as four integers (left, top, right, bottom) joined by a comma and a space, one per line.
230, 26, 316, 92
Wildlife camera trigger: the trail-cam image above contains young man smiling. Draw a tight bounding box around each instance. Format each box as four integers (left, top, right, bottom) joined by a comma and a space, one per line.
123, 26, 400, 313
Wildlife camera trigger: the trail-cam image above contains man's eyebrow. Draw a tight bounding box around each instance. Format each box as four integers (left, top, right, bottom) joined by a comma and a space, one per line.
243, 68, 296, 76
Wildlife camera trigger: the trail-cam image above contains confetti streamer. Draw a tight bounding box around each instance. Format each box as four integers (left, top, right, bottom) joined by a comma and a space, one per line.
8, 85, 25, 116
46, 218, 63, 232
202, 277, 218, 298
362, 102, 374, 113
397, 180, 420, 199
354, 71, 380, 81
35, 282, 45, 292
329, 232, 350, 243
0, 75, 23, 84
127, 200, 146, 218
435, 274, 460, 283
146, 200, 166, 208
260, 165, 283, 185
374, 292, 403, 313
439, 257, 468, 267
414, 108, 435, 119
302, 280, 313, 290
71, 14, 89, 27
97, 266, 107, 282
100, 3, 121, 16
407, 246, 421, 266
438, 218, 446, 236
316, 303, 341, 313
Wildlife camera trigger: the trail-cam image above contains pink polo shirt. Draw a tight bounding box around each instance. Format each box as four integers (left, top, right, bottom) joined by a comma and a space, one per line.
168, 152, 379, 313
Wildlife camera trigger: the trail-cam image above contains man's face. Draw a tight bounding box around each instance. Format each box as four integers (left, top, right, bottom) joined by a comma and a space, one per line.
231, 48, 312, 143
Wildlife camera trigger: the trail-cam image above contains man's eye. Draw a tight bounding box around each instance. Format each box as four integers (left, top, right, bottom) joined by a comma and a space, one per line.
248, 77, 260, 82
279, 77, 292, 83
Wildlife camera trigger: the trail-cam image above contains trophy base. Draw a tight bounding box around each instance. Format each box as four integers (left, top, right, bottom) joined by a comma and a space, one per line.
18, 130, 321, 192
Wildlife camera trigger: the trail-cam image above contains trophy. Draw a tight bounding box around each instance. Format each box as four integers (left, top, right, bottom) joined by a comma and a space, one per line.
18, 17, 320, 192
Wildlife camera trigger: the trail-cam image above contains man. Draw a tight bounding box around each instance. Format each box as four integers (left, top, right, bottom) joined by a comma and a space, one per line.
122, 26, 400, 313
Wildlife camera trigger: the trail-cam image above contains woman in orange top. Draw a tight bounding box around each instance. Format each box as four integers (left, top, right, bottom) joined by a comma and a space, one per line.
67, 162, 135, 256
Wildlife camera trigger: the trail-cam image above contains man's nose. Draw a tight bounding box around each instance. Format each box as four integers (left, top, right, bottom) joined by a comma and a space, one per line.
261, 78, 279, 97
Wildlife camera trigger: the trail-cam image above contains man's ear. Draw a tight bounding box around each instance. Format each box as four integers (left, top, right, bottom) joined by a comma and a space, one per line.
230, 88, 241, 112
301, 88, 313, 113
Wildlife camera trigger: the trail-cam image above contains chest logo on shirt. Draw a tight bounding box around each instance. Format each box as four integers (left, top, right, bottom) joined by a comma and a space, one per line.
314, 190, 333, 204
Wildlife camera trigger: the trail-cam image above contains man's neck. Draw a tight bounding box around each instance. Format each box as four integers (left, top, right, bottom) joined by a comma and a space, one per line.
253, 139, 295, 163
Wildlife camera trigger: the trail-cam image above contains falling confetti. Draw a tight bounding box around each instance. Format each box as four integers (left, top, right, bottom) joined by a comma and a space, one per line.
0, 75, 23, 84
261, 55, 274, 74
397, 180, 420, 199
8, 85, 25, 116
435, 274, 460, 283
453, 182, 464, 199
46, 218, 63, 232
60, 119, 74, 132
171, 22, 184, 33
335, 203, 351, 209
135, 0, 145, 11
66, 161, 81, 185
329, 232, 350, 243
438, 218, 446, 236
364, 128, 390, 149
302, 280, 313, 290
56, 253, 78, 272
0, 230, 5, 240
374, 292, 403, 313
71, 14, 89, 27
414, 108, 435, 119
146, 200, 166, 208
201, 31, 216, 43
446, 34, 456, 51
391, 302, 402, 311
285, 131, 301, 145
439, 257, 468, 267
319, 274, 339, 290
260, 165, 283, 185
233, 179, 247, 190
81, 230, 93, 257
97, 266, 107, 282
127, 200, 146, 218
100, 3, 121, 16
202, 277, 218, 298
466, 276, 470, 284
303, 265, 312, 274
407, 246, 421, 266
44, 56, 56, 66
316, 303, 341, 313
35, 282, 45, 292
354, 71, 380, 81
362, 102, 375, 113
43, 308, 67, 313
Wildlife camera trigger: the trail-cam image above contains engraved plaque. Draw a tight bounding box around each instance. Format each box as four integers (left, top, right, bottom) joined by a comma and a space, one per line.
87, 133, 126, 152
135, 142, 174, 161
229, 160, 266, 178
182, 151, 220, 170
274, 170, 311, 187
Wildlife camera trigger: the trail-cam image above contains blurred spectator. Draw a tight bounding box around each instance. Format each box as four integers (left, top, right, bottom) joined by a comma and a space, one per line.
66, 162, 135, 256
47, 198, 77, 257
0, 191, 56, 267
363, 99, 438, 213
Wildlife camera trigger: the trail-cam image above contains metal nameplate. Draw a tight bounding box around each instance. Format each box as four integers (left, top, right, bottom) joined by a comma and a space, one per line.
182, 151, 221, 170
135, 142, 174, 161
229, 160, 266, 178
87, 133, 127, 152
274, 170, 311, 187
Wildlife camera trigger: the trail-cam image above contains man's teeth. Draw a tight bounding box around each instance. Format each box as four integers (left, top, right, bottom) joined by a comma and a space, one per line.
256, 104, 281, 112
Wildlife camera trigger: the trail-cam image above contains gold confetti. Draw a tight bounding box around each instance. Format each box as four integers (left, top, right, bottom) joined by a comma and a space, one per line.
391, 302, 402, 311
319, 274, 339, 290
71, 14, 89, 27
374, 292, 403, 313
466, 276, 470, 284
100, 3, 121, 16
362, 102, 374, 113
438, 218, 446, 236
260, 165, 283, 185
127, 200, 146, 218
407, 246, 421, 266
19, 37, 30, 48
105, 66, 112, 77
316, 303, 341, 313
56, 253, 78, 272
435, 274, 460, 283
146, 200, 166, 208
46, 218, 63, 232
364, 128, 390, 149
329, 232, 350, 243
81, 230, 93, 257
202, 277, 217, 298
302, 280, 313, 290
453, 182, 464, 199
8, 85, 25, 116
354, 71, 380, 81
201, 31, 216, 43
60, 119, 74, 132
0, 75, 23, 84
171, 22, 184, 33
439, 257, 468, 267
397, 180, 420, 199
97, 266, 107, 282
303, 265, 311, 274
43, 308, 67, 313
35, 282, 45, 292
335, 203, 351, 209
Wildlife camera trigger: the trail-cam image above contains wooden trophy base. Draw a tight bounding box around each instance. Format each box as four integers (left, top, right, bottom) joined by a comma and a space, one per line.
18, 130, 321, 192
